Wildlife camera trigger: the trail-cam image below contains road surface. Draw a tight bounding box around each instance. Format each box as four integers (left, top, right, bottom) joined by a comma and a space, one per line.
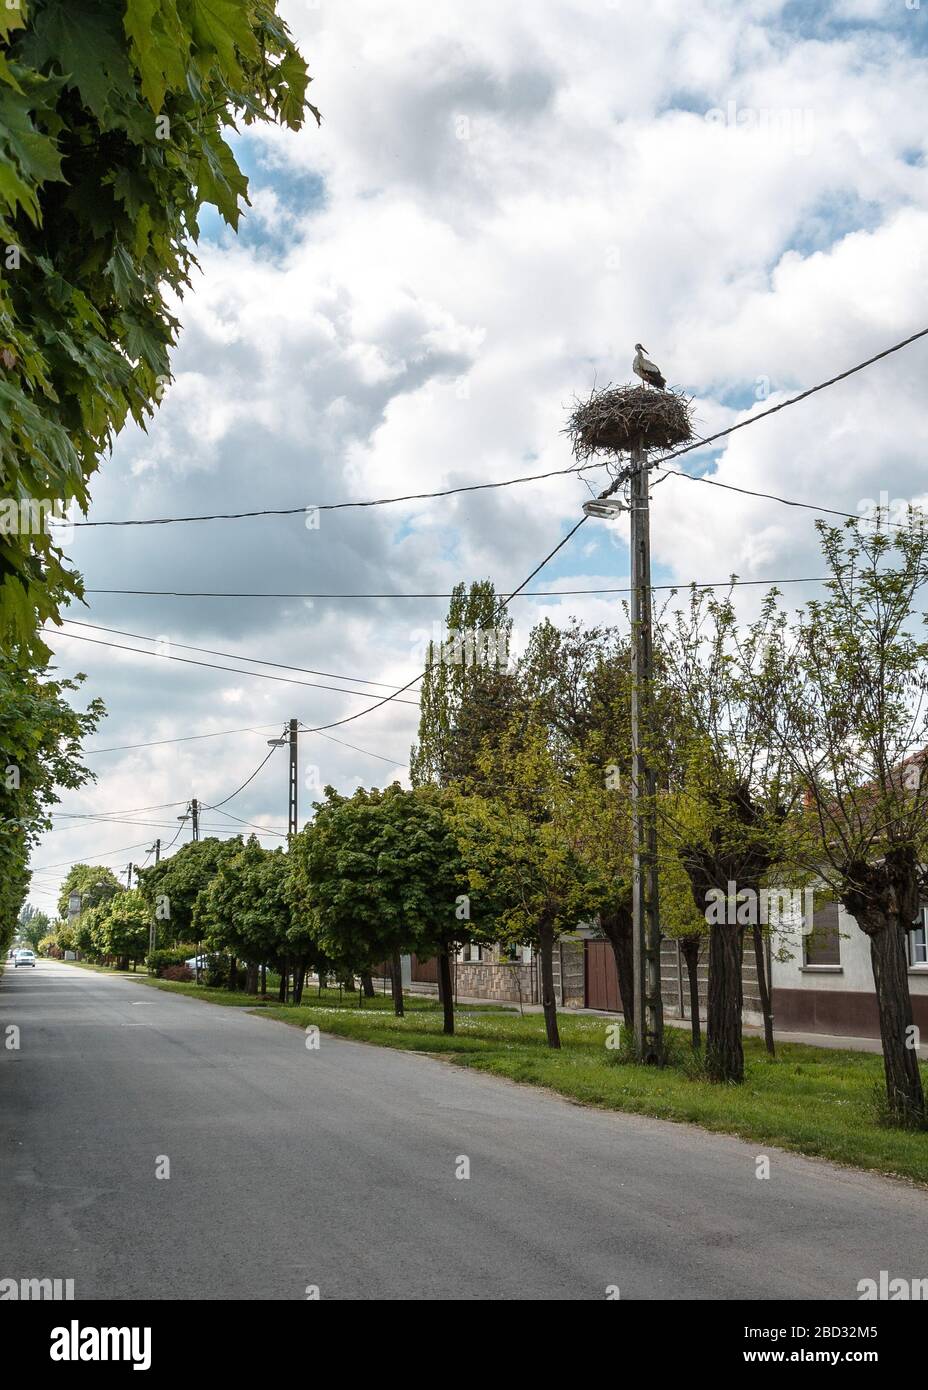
1, 960, 926, 1300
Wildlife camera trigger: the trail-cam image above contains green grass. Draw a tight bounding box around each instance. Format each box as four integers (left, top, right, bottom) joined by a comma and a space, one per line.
133, 975, 510, 1014
95, 971, 928, 1183
54, 958, 144, 976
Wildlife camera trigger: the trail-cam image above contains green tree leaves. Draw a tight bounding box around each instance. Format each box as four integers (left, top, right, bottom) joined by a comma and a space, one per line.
0, 0, 316, 656
0, 658, 102, 954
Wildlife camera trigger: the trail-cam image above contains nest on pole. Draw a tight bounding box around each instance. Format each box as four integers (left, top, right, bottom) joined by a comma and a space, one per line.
566, 383, 694, 460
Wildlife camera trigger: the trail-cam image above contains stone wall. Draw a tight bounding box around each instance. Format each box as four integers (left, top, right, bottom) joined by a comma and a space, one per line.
453, 960, 537, 1004
553, 938, 585, 1007
659, 937, 765, 1029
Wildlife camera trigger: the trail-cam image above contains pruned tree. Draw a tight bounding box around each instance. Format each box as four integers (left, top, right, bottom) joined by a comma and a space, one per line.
656, 587, 804, 1082
17, 905, 49, 950
774, 518, 928, 1126
454, 723, 595, 1049
193, 836, 316, 999
93, 888, 149, 969
291, 783, 477, 1029
137, 836, 241, 951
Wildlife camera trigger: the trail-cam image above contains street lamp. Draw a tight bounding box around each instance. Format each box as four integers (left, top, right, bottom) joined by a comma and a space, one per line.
581, 497, 630, 520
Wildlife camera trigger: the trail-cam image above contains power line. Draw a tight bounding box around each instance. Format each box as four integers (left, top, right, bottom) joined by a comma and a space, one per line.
30, 840, 156, 873
83, 723, 286, 756
200, 805, 288, 838
76, 575, 840, 603
45, 816, 212, 834
296, 517, 595, 735
52, 801, 187, 821
302, 726, 409, 767
42, 628, 422, 707
661, 466, 920, 530
209, 740, 281, 810
294, 325, 928, 737
65, 572, 835, 758
63, 326, 928, 529
643, 324, 928, 483
59, 619, 415, 693
71, 463, 599, 528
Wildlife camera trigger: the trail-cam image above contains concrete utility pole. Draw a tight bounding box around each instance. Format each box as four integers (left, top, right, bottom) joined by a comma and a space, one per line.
125, 862, 134, 889
269, 721, 299, 838
191, 798, 200, 842
147, 840, 161, 958
288, 718, 298, 838
629, 442, 664, 1063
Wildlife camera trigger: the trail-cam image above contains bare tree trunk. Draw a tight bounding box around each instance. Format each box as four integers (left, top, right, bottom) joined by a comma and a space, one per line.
390, 949, 404, 1017
869, 921, 925, 1125
706, 922, 744, 1082
277, 958, 288, 1003
681, 935, 702, 1049
293, 959, 307, 1005
538, 919, 561, 1049
600, 908, 634, 1026
751, 922, 775, 1057
245, 962, 258, 995
437, 945, 454, 1035
361, 972, 375, 998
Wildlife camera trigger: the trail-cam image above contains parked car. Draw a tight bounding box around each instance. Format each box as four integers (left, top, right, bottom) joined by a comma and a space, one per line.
14, 949, 36, 968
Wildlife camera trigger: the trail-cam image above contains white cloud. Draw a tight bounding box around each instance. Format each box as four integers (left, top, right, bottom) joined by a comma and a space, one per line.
31, 0, 928, 903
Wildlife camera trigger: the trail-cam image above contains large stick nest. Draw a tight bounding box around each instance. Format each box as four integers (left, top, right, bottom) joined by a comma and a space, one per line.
567, 383, 694, 459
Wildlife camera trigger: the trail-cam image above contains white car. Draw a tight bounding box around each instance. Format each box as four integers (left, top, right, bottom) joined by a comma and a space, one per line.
14, 949, 36, 968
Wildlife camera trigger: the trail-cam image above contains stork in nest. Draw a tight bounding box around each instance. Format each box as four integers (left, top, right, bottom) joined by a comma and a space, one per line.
632, 343, 666, 390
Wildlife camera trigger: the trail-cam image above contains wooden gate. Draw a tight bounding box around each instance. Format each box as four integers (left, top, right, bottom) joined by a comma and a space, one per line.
584, 940, 621, 1012
410, 953, 438, 984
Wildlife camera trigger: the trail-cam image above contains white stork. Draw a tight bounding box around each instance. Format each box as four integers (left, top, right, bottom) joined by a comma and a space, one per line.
632, 343, 666, 390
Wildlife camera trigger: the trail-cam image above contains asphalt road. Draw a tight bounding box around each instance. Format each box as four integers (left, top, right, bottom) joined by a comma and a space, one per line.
2, 959, 926, 1301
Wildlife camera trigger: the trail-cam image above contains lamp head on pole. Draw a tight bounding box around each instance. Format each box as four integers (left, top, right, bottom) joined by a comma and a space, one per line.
582, 497, 630, 520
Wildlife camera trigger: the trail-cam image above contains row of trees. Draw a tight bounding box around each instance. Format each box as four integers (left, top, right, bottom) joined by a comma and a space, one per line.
406, 516, 928, 1125
32, 518, 928, 1129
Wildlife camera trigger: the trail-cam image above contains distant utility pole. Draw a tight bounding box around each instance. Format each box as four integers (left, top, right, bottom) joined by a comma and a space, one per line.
288, 718, 298, 838
146, 840, 160, 959
125, 862, 134, 889
268, 720, 299, 838
629, 442, 664, 1063
191, 798, 200, 842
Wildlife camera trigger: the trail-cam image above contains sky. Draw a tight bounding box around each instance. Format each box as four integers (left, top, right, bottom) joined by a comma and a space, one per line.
28, 0, 928, 914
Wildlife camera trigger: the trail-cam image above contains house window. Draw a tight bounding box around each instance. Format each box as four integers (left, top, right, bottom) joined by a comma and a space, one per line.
502, 943, 532, 964
458, 943, 483, 963
804, 902, 841, 967
909, 908, 928, 968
